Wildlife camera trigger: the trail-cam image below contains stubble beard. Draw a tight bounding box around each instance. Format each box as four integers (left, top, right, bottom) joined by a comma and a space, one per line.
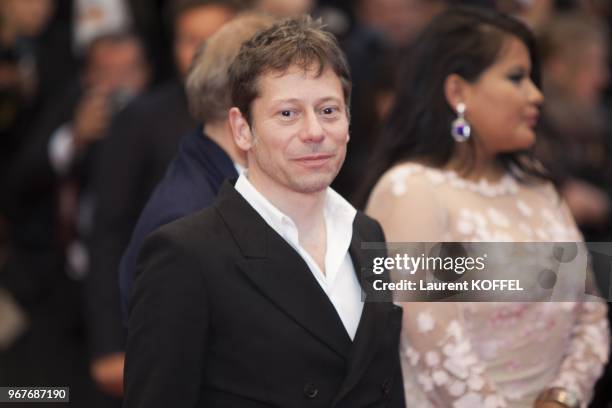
249, 128, 346, 195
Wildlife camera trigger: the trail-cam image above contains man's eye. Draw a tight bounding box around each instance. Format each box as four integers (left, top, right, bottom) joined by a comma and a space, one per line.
322, 107, 339, 116
278, 110, 297, 121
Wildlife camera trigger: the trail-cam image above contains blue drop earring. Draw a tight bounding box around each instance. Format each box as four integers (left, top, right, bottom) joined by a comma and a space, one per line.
451, 103, 471, 142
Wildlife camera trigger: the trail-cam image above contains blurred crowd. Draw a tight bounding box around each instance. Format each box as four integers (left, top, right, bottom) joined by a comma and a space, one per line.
1, 0, 612, 407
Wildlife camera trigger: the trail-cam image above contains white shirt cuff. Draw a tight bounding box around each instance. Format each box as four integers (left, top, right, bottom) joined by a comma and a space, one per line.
49, 124, 76, 175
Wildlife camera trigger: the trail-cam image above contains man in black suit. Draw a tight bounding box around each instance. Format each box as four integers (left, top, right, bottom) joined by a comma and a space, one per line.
124, 16, 405, 408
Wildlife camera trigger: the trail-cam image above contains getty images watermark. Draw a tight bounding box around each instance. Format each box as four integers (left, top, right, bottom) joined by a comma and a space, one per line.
359, 242, 611, 302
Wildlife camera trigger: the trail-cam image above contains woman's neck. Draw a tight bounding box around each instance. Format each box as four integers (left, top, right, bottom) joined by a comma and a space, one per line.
444, 144, 505, 182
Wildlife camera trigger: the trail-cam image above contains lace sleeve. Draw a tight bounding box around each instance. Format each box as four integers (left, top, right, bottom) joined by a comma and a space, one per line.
399, 302, 510, 407
548, 301, 609, 407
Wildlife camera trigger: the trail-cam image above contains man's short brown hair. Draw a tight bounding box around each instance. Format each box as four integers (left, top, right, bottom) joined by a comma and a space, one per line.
228, 15, 352, 124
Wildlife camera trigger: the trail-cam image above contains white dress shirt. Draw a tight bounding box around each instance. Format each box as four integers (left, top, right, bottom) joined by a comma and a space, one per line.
235, 173, 363, 340
49, 124, 76, 176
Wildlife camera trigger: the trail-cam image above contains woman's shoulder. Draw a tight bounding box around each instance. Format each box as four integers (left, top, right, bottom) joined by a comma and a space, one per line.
366, 162, 447, 223
366, 162, 451, 242
368, 161, 560, 209
372, 161, 446, 199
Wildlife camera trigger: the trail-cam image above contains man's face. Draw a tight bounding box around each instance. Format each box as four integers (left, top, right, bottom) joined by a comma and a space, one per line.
85, 39, 148, 94
4, 0, 54, 37
174, 5, 235, 77
234, 65, 349, 195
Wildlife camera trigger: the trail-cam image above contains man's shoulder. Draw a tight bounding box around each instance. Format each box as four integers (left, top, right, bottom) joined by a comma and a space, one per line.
148, 154, 218, 208
147, 205, 223, 248
354, 211, 385, 241
137, 205, 235, 273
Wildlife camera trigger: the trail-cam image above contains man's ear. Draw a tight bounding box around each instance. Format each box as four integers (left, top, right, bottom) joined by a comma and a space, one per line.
229, 107, 253, 151
444, 73, 471, 111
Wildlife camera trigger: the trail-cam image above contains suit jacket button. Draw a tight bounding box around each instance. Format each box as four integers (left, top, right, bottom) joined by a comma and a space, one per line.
381, 378, 392, 396
303, 383, 318, 399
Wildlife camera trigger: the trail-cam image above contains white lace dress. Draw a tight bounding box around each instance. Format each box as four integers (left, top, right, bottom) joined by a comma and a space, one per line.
366, 162, 609, 408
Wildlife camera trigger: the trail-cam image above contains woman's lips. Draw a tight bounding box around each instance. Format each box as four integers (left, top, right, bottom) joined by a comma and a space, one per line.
525, 113, 539, 128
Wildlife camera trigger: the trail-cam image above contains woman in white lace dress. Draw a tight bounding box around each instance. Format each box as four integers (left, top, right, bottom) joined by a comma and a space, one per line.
365, 7, 609, 408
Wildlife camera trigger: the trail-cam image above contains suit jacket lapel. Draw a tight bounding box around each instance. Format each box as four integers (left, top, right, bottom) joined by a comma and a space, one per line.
331, 227, 390, 406
215, 181, 352, 358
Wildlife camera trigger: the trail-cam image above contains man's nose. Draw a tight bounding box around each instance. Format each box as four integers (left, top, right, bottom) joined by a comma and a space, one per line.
299, 111, 324, 143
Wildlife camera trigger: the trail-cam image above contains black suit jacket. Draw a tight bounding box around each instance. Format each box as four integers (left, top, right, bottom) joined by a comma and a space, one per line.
124, 181, 405, 408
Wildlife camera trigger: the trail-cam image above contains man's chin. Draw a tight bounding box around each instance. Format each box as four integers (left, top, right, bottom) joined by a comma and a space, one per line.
289, 175, 334, 194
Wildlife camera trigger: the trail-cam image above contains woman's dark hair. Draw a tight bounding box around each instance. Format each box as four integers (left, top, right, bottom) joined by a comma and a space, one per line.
359, 6, 548, 208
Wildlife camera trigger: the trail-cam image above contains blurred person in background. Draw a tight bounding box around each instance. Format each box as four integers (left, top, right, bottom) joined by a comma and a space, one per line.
0, 0, 54, 118
0, 0, 75, 177
0, 31, 149, 407
72, 0, 222, 85
535, 14, 612, 406
335, 0, 453, 202
496, 0, 555, 31
536, 13, 611, 236
365, 7, 608, 407
0, 0, 73, 387
0, 0, 57, 273
73, 0, 181, 85
356, 0, 447, 48
72, 0, 132, 54
126, 0, 176, 84
252, 0, 313, 16
85, 0, 241, 398
577, 0, 611, 17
